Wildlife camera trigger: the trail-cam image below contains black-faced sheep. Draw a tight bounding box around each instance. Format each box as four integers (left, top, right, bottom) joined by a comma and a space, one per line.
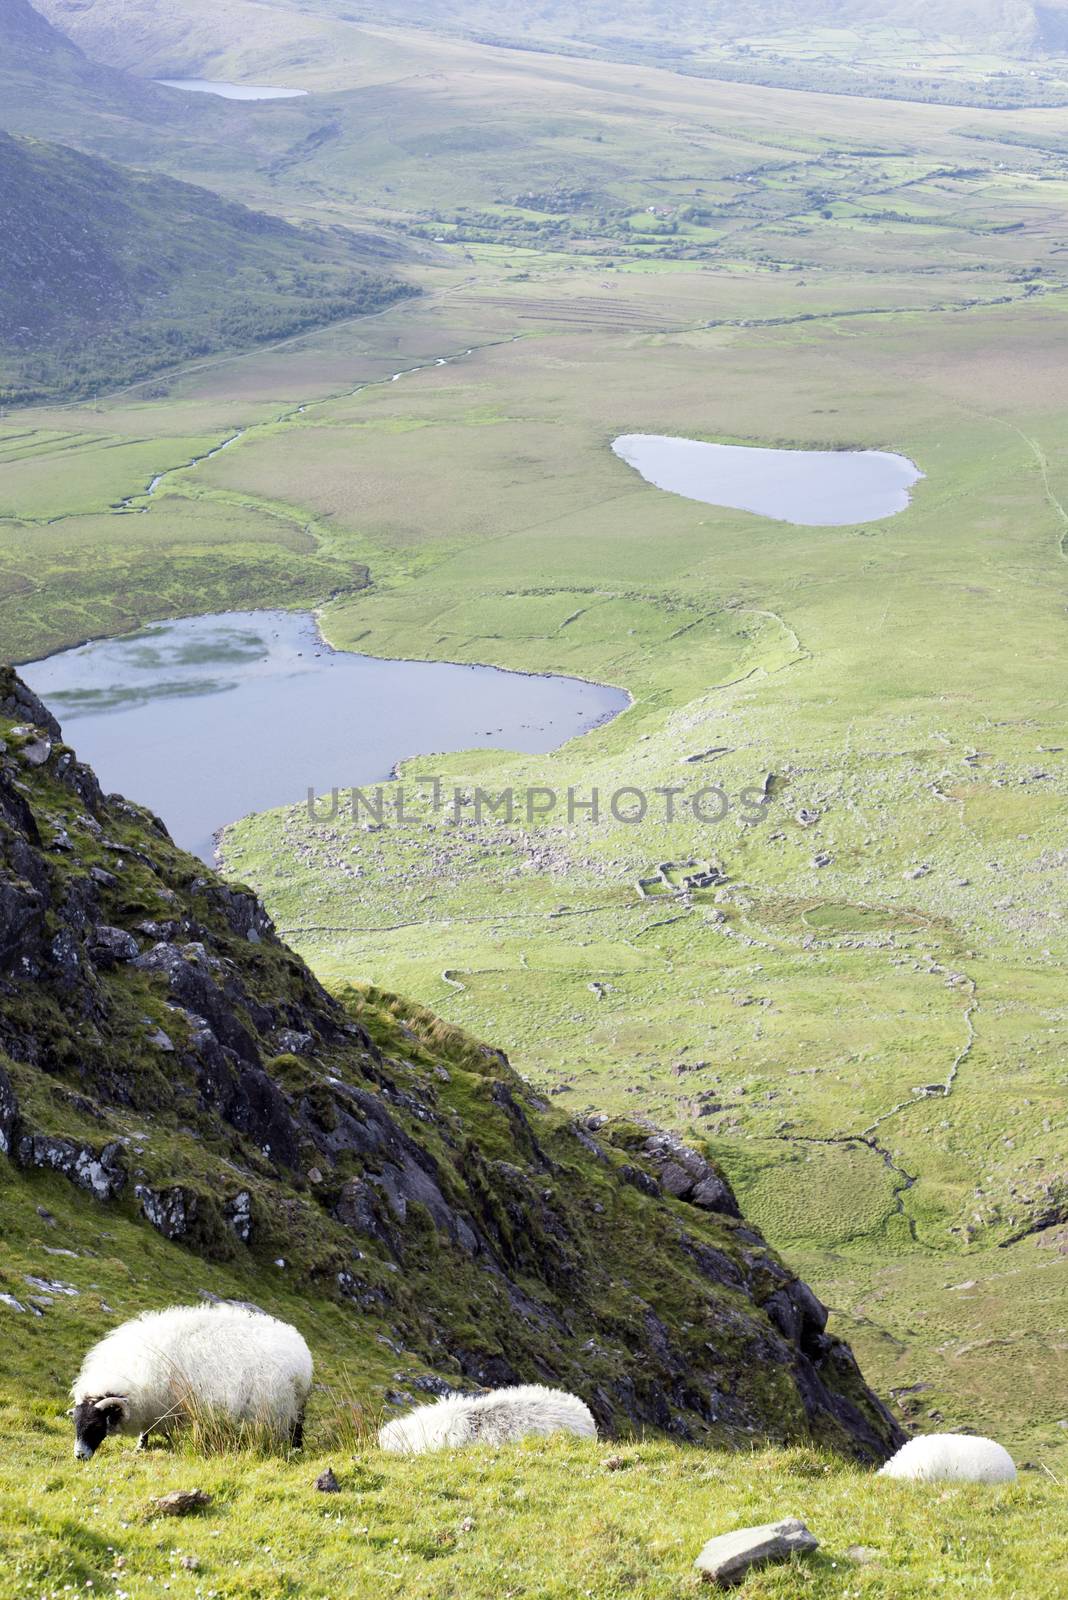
69, 1304, 312, 1458
378, 1384, 597, 1454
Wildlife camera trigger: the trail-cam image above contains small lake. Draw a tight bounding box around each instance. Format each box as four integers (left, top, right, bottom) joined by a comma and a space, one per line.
155, 79, 308, 99
22, 612, 628, 863
612, 435, 921, 525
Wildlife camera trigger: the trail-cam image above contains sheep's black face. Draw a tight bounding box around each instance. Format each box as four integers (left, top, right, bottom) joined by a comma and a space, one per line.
72, 1398, 125, 1459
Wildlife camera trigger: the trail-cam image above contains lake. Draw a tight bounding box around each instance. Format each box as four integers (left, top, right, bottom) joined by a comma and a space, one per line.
22, 612, 628, 863
155, 79, 308, 99
612, 435, 922, 525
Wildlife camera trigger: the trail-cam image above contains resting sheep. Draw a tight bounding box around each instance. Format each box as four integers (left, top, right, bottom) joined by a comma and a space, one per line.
69, 1303, 312, 1459
879, 1433, 1017, 1484
378, 1384, 597, 1454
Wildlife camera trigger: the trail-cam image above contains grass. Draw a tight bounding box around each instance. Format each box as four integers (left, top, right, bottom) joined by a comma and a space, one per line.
4, 1426, 1065, 1600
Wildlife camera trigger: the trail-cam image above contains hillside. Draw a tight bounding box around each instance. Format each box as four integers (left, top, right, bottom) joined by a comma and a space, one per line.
0, 665, 903, 1462
0, 0, 185, 152
349, 0, 1064, 54
36, 0, 1068, 107
0, 132, 413, 403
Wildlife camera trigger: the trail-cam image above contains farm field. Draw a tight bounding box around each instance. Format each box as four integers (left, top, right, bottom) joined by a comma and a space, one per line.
3, 8, 1068, 1467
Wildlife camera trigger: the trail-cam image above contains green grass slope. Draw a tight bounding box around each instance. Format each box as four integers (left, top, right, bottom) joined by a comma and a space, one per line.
0, 132, 414, 404
3, 1423, 1064, 1599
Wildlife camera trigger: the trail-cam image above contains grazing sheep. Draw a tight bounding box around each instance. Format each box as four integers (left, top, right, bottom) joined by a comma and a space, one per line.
378, 1384, 597, 1454
879, 1433, 1017, 1484
69, 1304, 312, 1459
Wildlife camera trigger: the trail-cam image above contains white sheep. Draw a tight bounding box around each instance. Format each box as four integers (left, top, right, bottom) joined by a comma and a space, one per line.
378, 1384, 597, 1454
879, 1433, 1017, 1484
69, 1303, 313, 1459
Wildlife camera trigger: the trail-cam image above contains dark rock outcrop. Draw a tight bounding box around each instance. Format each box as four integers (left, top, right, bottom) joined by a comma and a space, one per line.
638, 1130, 743, 1216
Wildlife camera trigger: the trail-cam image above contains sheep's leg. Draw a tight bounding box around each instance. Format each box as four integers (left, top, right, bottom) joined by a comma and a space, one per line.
137, 1431, 151, 1451
290, 1411, 305, 1450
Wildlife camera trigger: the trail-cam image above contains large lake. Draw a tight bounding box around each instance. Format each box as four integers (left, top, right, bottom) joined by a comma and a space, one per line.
612, 435, 921, 525
155, 79, 308, 99
22, 612, 628, 862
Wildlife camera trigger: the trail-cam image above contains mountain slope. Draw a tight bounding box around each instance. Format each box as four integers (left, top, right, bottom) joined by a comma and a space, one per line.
35, 0, 1068, 113
0, 665, 902, 1460
0, 0, 186, 152
0, 132, 413, 403
336, 0, 1066, 54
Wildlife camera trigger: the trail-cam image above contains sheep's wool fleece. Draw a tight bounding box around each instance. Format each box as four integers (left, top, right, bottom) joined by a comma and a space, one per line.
378, 1385, 597, 1454
72, 1304, 312, 1432
879, 1434, 1017, 1484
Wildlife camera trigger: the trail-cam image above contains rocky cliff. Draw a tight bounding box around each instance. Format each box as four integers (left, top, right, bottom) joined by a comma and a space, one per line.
0, 666, 903, 1459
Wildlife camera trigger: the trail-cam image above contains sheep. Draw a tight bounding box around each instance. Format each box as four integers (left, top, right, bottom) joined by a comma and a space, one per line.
69, 1303, 313, 1459
378, 1384, 597, 1455
879, 1433, 1017, 1484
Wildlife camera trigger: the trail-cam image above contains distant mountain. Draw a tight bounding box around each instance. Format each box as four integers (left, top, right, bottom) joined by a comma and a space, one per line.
30, 0, 1068, 117
344, 0, 1068, 54
0, 0, 183, 152
0, 131, 414, 404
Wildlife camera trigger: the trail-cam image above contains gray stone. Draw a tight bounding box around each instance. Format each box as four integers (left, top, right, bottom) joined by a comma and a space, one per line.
223, 1189, 253, 1242
694, 1518, 819, 1586
24, 1275, 78, 1296
0, 1064, 18, 1156
18, 1134, 126, 1199
89, 925, 140, 965
137, 1184, 194, 1240
315, 1467, 341, 1493
640, 1131, 741, 1217
20, 737, 53, 768
147, 1489, 212, 1518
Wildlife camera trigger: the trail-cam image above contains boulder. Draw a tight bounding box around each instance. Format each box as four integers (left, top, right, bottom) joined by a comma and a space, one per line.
88, 925, 140, 966
640, 1131, 741, 1217
17, 1133, 126, 1199
694, 1517, 819, 1586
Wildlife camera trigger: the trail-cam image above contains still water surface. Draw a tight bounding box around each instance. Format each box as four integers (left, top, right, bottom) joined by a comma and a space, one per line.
155, 79, 308, 99
612, 435, 921, 525
23, 612, 627, 862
